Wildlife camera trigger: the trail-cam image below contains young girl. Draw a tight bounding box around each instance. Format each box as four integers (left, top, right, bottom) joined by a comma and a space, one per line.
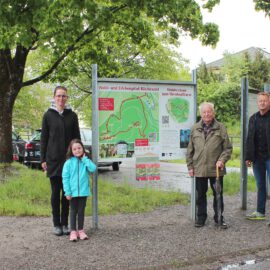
62, 139, 97, 241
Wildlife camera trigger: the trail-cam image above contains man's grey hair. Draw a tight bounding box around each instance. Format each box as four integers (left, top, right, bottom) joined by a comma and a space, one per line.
199, 102, 215, 114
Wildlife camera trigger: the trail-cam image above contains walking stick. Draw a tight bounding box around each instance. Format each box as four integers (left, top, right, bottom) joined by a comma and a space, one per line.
215, 165, 222, 227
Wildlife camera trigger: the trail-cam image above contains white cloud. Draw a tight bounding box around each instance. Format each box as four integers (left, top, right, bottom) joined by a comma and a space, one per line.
180, 0, 270, 69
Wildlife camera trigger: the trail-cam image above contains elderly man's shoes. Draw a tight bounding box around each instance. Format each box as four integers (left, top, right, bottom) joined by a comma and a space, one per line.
53, 226, 63, 236
62, 225, 70, 235
195, 220, 205, 227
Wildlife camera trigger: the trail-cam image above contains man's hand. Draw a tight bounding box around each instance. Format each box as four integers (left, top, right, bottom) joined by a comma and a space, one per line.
216, 160, 224, 170
188, 169, 194, 177
246, 160, 252, 167
41, 162, 47, 171
66, 196, 72, 200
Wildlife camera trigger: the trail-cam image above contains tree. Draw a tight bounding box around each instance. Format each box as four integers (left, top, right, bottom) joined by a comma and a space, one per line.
197, 50, 270, 123
254, 0, 270, 16
196, 60, 220, 83
244, 51, 270, 89
13, 82, 50, 133
197, 79, 240, 123
0, 0, 219, 163
66, 40, 191, 126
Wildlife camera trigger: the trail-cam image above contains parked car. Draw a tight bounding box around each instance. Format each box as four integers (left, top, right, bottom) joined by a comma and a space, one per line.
12, 131, 26, 163
80, 128, 121, 171
24, 129, 41, 169
24, 128, 121, 171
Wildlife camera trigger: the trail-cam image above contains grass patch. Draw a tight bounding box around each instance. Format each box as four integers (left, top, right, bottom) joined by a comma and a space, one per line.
0, 163, 188, 217
0, 163, 51, 216
0, 162, 22, 183
223, 171, 256, 195
94, 180, 188, 215
0, 163, 256, 216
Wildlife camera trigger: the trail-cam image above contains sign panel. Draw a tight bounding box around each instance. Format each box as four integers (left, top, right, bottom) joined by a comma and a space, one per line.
248, 92, 258, 118
98, 80, 195, 161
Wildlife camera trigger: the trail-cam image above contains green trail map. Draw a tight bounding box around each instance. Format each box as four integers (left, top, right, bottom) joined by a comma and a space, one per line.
166, 98, 189, 123
99, 92, 159, 144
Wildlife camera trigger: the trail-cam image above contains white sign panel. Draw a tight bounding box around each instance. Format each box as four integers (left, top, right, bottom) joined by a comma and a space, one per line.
98, 80, 196, 160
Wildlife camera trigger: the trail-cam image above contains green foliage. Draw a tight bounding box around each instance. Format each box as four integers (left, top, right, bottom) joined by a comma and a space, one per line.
220, 53, 249, 83
1, 0, 220, 81
197, 50, 270, 123
203, 0, 220, 12
197, 79, 241, 122
254, 1, 270, 17
225, 121, 241, 136
231, 147, 240, 160
245, 51, 270, 89
66, 38, 191, 126
0, 163, 188, 216
226, 145, 241, 167
13, 82, 51, 131
196, 61, 219, 84
1, 0, 223, 163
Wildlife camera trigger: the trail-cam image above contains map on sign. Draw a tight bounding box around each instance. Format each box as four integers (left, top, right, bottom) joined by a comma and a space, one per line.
97, 80, 195, 160
166, 98, 189, 123
99, 92, 159, 157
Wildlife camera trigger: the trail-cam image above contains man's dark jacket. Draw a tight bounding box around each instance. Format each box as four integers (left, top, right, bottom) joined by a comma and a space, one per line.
245, 111, 270, 161
41, 108, 81, 177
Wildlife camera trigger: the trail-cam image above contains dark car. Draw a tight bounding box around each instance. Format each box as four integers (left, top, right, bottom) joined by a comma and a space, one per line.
80, 128, 121, 171
12, 131, 26, 163
24, 129, 41, 169
24, 128, 121, 171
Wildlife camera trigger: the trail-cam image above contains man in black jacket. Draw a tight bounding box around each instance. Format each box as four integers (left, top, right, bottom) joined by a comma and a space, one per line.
41, 86, 81, 236
245, 92, 270, 221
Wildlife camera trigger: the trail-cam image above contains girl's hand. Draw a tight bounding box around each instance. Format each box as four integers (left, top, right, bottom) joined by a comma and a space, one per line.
66, 196, 72, 200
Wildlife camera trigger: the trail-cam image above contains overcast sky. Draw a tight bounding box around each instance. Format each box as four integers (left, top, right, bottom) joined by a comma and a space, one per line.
180, 0, 270, 70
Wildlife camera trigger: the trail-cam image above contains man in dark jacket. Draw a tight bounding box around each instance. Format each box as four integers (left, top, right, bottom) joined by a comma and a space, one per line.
41, 86, 81, 236
245, 92, 270, 221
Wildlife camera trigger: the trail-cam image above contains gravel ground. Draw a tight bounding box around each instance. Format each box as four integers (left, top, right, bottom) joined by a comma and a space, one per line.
2, 192, 270, 270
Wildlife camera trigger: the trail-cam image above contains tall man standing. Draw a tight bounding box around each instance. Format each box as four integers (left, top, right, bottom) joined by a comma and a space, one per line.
186, 102, 232, 228
246, 92, 270, 221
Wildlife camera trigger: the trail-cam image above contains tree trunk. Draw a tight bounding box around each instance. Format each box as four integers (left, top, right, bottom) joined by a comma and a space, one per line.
0, 48, 27, 163
0, 92, 13, 163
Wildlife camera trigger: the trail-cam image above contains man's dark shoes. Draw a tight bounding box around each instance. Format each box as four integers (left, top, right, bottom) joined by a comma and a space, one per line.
195, 220, 205, 227
53, 226, 63, 236
62, 225, 70, 235
215, 220, 228, 229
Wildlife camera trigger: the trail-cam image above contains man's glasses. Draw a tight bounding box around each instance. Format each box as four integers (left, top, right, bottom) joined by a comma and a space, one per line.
55, 95, 68, 99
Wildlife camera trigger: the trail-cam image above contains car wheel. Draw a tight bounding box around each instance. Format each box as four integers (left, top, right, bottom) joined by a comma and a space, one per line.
112, 162, 119, 171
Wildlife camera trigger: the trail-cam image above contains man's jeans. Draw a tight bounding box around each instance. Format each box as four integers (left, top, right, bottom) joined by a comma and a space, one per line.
253, 158, 270, 214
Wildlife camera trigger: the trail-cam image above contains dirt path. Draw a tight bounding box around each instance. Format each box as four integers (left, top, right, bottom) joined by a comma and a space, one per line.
2, 192, 270, 270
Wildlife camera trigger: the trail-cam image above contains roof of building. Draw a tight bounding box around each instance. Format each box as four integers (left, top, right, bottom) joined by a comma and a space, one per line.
205, 47, 270, 69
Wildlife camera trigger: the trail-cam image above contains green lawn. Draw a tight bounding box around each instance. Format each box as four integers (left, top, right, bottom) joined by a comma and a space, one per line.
0, 163, 189, 216
0, 162, 256, 217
